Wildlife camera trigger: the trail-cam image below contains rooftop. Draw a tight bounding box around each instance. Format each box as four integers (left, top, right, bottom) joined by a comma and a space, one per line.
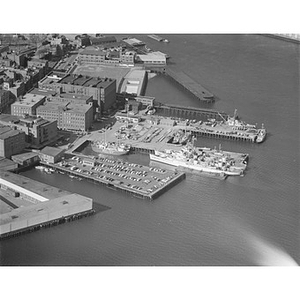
0, 126, 22, 140
12, 94, 46, 107
29, 88, 57, 97
80, 46, 106, 56
58, 74, 115, 88
0, 193, 92, 227
40, 146, 64, 157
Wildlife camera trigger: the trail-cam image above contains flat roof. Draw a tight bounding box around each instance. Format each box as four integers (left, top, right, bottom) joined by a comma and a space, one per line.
0, 193, 92, 227
12, 94, 45, 107
58, 74, 115, 88
29, 88, 57, 97
0, 169, 70, 201
80, 47, 106, 56
40, 146, 64, 157
37, 101, 92, 114
0, 157, 17, 169
11, 151, 39, 161
0, 126, 22, 139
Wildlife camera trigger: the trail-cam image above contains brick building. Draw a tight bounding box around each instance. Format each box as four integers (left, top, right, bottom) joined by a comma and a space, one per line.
38, 73, 116, 114
11, 93, 46, 117
0, 114, 57, 148
0, 125, 26, 158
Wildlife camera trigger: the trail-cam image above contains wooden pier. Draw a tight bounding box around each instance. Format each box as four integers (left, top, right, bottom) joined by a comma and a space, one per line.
165, 67, 214, 102
155, 103, 228, 121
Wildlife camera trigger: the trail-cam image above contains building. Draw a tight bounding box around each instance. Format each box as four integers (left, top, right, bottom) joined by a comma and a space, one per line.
36, 101, 93, 132
90, 36, 117, 45
0, 89, 12, 112
119, 69, 147, 96
77, 46, 135, 66
39, 146, 64, 163
0, 114, 58, 148
38, 73, 116, 113
0, 157, 18, 171
11, 93, 46, 117
11, 152, 40, 167
3, 80, 25, 98
115, 112, 141, 123
136, 52, 167, 65
0, 125, 26, 158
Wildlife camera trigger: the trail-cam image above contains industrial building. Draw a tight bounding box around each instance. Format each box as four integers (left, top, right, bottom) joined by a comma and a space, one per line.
0, 125, 26, 158
11, 93, 46, 117
38, 73, 116, 113
36, 101, 93, 132
0, 114, 58, 148
39, 146, 65, 163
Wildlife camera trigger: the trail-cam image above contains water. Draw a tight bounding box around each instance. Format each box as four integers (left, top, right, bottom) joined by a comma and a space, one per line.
1, 35, 299, 266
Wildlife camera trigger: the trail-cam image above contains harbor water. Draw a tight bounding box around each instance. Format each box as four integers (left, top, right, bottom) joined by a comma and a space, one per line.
1, 34, 299, 266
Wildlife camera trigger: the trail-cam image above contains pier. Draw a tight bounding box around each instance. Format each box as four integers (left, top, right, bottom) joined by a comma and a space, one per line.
164, 67, 214, 102
40, 157, 186, 200
155, 103, 228, 121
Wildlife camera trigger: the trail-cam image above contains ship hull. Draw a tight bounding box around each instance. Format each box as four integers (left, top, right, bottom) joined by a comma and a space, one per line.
149, 154, 243, 176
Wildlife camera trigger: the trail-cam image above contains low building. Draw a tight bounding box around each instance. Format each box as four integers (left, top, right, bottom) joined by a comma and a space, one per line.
0, 157, 18, 171
115, 112, 141, 123
0, 125, 26, 158
11, 152, 40, 167
136, 53, 166, 65
39, 146, 64, 164
11, 93, 46, 117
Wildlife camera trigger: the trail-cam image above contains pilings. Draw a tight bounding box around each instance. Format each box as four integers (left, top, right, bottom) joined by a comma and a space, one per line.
0, 209, 95, 240
155, 103, 228, 121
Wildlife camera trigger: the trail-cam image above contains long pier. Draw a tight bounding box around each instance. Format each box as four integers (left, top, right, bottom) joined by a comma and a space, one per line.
41, 158, 186, 201
155, 103, 228, 121
164, 67, 214, 102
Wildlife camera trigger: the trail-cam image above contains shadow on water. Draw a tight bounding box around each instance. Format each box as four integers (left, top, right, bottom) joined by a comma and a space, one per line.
93, 202, 111, 214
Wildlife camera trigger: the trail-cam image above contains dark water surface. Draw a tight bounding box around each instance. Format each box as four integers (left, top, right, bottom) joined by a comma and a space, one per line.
1, 35, 299, 266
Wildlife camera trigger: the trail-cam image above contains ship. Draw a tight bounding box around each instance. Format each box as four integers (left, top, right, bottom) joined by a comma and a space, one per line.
150, 143, 248, 176
91, 140, 130, 156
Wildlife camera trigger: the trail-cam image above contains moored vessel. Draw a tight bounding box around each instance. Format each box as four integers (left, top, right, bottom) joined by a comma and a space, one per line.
91, 140, 130, 156
150, 143, 248, 177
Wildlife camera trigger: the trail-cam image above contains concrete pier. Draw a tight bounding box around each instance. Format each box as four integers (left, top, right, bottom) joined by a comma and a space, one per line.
0, 170, 94, 239
165, 67, 214, 102
40, 156, 186, 200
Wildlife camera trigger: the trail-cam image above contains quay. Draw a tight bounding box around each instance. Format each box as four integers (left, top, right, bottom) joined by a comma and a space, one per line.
40, 156, 186, 200
164, 67, 214, 102
155, 103, 228, 121
0, 170, 94, 240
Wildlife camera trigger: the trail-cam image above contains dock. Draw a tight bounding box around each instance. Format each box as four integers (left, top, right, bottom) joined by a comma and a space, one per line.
165, 67, 214, 102
155, 103, 228, 121
40, 156, 186, 200
0, 170, 94, 240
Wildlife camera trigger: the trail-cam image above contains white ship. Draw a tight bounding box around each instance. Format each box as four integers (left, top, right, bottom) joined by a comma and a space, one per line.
92, 140, 130, 156
150, 143, 248, 176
